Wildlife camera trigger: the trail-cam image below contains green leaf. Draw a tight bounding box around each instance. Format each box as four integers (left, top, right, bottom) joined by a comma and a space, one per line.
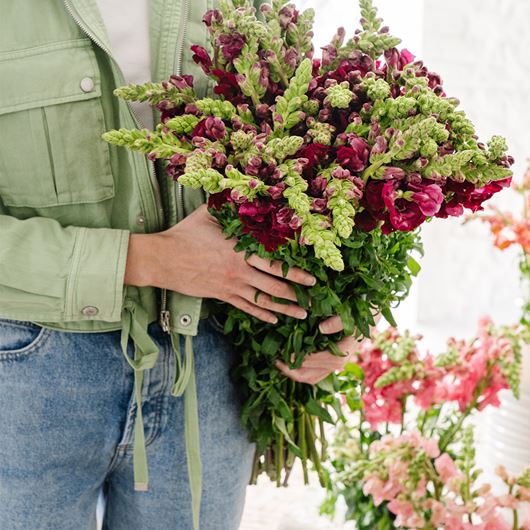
292, 283, 310, 309
305, 399, 334, 424
316, 374, 336, 394
338, 303, 356, 336
273, 417, 302, 458
381, 306, 397, 327
269, 388, 294, 422
407, 255, 421, 277
292, 327, 304, 354
262, 331, 282, 356
343, 361, 363, 380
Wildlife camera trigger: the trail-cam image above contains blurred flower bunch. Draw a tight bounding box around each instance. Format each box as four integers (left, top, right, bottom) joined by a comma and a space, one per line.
475, 161, 530, 326
103, 0, 514, 486
323, 321, 530, 529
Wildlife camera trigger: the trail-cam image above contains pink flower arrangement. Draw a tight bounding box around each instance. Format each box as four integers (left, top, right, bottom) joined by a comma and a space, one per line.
323, 321, 529, 530
353, 317, 520, 432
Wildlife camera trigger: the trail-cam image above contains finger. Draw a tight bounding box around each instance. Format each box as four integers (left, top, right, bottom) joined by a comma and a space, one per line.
276, 360, 331, 385
289, 350, 348, 370
227, 295, 278, 324
239, 287, 307, 320
319, 315, 344, 334
246, 269, 299, 303
246, 254, 316, 286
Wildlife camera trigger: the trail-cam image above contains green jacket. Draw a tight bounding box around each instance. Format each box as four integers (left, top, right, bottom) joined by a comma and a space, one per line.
0, 1, 263, 526
0, 0, 216, 335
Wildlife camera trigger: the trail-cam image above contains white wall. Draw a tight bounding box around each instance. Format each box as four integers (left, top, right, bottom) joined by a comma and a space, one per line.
417, 0, 530, 347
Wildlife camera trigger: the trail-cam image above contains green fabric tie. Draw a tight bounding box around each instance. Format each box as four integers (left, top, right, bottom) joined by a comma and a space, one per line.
120, 301, 159, 491
170, 332, 202, 530
120, 301, 202, 530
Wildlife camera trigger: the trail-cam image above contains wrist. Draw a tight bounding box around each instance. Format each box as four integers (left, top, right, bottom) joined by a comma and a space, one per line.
124, 233, 165, 287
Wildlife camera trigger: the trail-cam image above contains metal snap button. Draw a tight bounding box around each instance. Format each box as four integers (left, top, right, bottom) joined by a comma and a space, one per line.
80, 77, 95, 93
82, 306, 99, 317
179, 314, 192, 327
136, 215, 146, 226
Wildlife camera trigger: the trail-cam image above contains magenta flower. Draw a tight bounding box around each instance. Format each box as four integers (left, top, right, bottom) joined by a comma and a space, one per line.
336, 139, 370, 173
218, 33, 246, 61
409, 182, 444, 216
191, 45, 212, 74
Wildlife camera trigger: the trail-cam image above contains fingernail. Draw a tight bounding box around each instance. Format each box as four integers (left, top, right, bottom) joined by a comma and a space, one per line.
271, 317, 279, 324
297, 310, 308, 319
306, 276, 317, 286
319, 323, 326, 333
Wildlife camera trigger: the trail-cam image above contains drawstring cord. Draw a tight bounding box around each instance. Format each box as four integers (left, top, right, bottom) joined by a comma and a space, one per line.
120, 301, 202, 530
170, 333, 202, 530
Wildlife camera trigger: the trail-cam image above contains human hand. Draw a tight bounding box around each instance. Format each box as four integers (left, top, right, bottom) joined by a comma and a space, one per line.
276, 313, 381, 384
124, 204, 316, 323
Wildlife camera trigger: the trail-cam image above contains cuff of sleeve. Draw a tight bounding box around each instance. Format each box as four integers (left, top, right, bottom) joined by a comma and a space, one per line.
64, 227, 130, 322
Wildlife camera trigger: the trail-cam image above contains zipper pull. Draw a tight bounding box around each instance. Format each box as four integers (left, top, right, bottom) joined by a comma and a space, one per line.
160, 310, 171, 334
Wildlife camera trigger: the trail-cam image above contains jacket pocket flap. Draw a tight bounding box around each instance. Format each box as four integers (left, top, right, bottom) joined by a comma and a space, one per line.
0, 39, 101, 116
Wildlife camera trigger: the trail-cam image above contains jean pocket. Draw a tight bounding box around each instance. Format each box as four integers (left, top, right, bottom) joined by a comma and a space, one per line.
0, 319, 50, 360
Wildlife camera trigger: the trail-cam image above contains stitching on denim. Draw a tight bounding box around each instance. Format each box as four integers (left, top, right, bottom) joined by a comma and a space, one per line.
0, 327, 52, 361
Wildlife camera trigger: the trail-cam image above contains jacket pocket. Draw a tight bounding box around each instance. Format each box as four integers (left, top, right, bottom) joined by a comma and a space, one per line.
0, 39, 114, 208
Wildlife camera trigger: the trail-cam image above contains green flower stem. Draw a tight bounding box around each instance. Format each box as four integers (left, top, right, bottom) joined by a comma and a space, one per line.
275, 430, 284, 487
305, 413, 325, 487
298, 410, 309, 484
319, 417, 327, 461
510, 484, 519, 530
250, 450, 260, 485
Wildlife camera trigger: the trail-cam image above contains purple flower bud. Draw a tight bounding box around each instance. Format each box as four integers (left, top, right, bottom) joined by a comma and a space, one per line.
218, 33, 246, 61
311, 198, 328, 212
331, 167, 352, 180
321, 44, 337, 68
170, 153, 187, 166
371, 136, 388, 156
192, 137, 209, 148
254, 104, 269, 121
289, 215, 303, 230
383, 167, 406, 180
211, 151, 227, 168
284, 48, 299, 70
230, 189, 245, 203
184, 103, 199, 115
310, 176, 328, 195
384, 48, 400, 69
204, 116, 227, 140
248, 179, 259, 189
268, 182, 286, 200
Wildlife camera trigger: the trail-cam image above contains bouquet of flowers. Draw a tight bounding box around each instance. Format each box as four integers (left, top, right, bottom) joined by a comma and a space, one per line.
103, 0, 513, 484
322, 322, 530, 529
475, 161, 530, 327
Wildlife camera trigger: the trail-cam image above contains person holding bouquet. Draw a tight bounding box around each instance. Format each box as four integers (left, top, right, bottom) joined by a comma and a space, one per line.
0, 1, 351, 530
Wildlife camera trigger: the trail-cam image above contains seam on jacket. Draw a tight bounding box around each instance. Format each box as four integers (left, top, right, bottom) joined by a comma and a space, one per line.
0, 38, 92, 62
111, 230, 130, 321
65, 227, 87, 320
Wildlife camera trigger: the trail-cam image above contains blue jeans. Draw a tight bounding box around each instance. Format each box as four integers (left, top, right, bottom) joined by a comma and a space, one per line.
0, 317, 254, 530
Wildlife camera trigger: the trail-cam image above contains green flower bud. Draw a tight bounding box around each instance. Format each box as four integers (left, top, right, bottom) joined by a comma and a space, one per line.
324, 81, 354, 109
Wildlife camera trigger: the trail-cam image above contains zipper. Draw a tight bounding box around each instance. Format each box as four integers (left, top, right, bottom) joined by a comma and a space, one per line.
174, 0, 191, 223
64, 0, 170, 330
158, 0, 191, 333
63, 0, 164, 232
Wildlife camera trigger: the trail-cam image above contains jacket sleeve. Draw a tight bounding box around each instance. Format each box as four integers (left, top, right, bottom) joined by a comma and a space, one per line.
0, 214, 130, 323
